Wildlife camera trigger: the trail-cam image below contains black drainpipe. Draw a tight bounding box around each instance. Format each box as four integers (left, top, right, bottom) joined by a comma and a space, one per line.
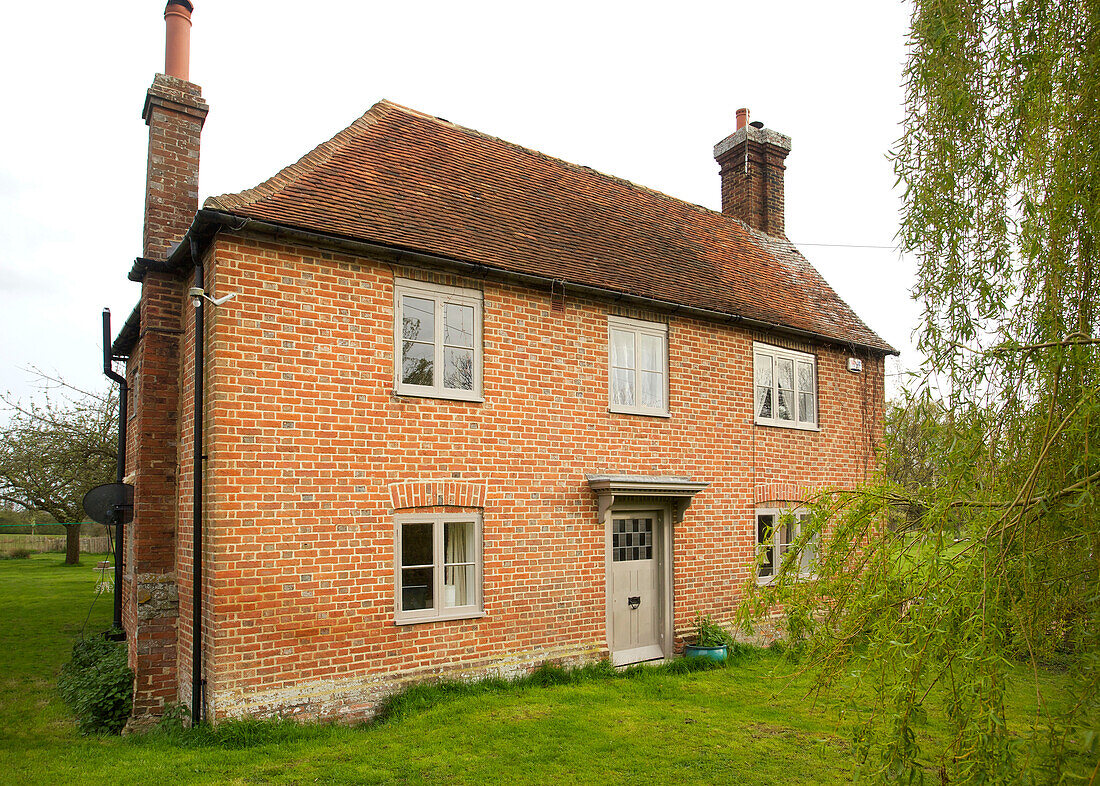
189, 242, 205, 724
101, 309, 127, 635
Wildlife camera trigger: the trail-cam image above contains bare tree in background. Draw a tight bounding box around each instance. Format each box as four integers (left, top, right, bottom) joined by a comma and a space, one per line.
0, 372, 118, 564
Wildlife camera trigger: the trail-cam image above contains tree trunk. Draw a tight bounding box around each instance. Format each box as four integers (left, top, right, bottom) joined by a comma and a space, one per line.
64, 522, 81, 565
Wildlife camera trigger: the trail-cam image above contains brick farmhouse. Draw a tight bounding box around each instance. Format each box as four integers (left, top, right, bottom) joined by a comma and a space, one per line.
111, 1, 895, 723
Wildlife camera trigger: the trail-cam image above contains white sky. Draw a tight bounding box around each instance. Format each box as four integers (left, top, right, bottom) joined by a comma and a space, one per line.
0, 0, 920, 406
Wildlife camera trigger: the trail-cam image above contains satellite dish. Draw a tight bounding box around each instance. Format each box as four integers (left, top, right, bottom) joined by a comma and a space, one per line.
82, 483, 134, 525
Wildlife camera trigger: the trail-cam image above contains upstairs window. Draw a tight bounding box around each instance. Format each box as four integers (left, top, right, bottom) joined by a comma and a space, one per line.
608, 316, 669, 417
753, 343, 817, 429
394, 279, 483, 401
755, 507, 816, 583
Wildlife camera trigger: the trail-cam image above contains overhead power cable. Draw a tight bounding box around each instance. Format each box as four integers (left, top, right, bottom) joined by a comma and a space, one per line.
790, 241, 898, 250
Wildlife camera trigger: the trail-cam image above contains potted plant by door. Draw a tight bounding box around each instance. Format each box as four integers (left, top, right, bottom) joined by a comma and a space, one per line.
683, 614, 733, 662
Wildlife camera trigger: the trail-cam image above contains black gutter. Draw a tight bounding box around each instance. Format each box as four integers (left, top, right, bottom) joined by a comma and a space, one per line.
128, 256, 177, 282
101, 309, 127, 635
153, 208, 899, 357
189, 242, 205, 725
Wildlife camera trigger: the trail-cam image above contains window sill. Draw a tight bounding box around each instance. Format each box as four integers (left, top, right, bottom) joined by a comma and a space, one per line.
394, 388, 485, 404
754, 419, 819, 432
394, 610, 485, 626
608, 407, 672, 418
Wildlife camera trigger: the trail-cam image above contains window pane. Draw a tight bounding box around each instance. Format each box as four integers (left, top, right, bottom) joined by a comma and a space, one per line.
780, 517, 796, 547
443, 347, 474, 390
777, 358, 794, 390
757, 514, 775, 578
444, 303, 474, 348
444, 521, 474, 564
444, 564, 474, 607
755, 354, 773, 388
797, 361, 814, 393
799, 514, 815, 573
777, 389, 794, 421
401, 522, 433, 567
757, 514, 775, 545
444, 521, 475, 607
402, 342, 434, 386
401, 567, 433, 611
610, 329, 634, 369
638, 333, 662, 372
799, 392, 816, 423
757, 386, 772, 419
402, 296, 435, 342
611, 368, 635, 406
640, 370, 664, 410
612, 518, 653, 561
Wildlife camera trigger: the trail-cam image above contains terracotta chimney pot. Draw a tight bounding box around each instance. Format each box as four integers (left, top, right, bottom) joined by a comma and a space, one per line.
735, 108, 750, 131
164, 1, 194, 81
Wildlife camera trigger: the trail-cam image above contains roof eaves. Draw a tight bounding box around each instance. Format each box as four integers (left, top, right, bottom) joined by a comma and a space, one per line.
197, 208, 899, 356
112, 303, 141, 357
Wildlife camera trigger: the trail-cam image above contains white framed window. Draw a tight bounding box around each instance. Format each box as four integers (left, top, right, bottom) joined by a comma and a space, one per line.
608, 316, 670, 417
755, 507, 816, 583
394, 278, 483, 401
753, 342, 817, 429
394, 511, 484, 624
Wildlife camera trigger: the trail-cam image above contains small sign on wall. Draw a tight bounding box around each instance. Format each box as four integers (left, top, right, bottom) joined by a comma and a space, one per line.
847, 357, 863, 373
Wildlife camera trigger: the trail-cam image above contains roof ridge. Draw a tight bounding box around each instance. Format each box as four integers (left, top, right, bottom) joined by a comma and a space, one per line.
409, 102, 726, 218
378, 102, 726, 221
204, 100, 399, 212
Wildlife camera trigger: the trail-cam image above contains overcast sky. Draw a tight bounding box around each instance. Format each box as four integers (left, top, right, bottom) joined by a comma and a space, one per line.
0, 0, 918, 407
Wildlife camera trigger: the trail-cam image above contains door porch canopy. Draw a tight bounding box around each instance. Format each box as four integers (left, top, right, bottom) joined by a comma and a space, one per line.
586, 475, 709, 523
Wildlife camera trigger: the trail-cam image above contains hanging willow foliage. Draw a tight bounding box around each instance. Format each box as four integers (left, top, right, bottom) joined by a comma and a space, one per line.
742, 2, 1100, 782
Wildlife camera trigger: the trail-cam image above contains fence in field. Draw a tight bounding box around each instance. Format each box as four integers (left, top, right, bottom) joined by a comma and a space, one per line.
0, 534, 111, 553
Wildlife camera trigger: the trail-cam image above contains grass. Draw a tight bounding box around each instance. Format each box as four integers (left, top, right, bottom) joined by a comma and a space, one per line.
0, 553, 1084, 784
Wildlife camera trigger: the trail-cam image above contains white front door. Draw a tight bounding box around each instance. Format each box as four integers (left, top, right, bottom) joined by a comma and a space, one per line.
609, 511, 665, 665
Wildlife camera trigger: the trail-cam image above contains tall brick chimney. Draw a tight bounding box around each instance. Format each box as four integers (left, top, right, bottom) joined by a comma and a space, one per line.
713, 108, 792, 237
142, 0, 208, 260
126, 0, 208, 722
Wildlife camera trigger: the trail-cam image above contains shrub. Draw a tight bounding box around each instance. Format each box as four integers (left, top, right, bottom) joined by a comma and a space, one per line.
57, 632, 133, 734
7, 548, 32, 559
693, 614, 735, 648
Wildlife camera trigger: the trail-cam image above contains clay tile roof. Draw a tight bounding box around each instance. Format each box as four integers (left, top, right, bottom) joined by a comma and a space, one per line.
206, 100, 895, 353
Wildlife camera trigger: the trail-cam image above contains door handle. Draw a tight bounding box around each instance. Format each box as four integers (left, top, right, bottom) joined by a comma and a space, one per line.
628, 596, 641, 610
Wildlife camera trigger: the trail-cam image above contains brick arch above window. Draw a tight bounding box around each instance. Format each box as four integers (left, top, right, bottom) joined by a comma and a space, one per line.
754, 482, 816, 506
389, 480, 488, 511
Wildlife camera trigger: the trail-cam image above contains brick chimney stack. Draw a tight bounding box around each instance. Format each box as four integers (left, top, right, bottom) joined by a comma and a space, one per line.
142, 0, 208, 260
126, 0, 208, 721
714, 109, 791, 237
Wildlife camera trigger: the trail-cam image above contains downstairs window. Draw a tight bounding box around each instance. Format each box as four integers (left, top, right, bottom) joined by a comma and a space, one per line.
395, 512, 483, 624
755, 507, 816, 583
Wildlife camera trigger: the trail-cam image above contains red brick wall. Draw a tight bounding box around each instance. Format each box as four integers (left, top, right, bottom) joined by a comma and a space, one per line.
123, 274, 189, 718
179, 233, 884, 721
122, 73, 208, 721
175, 249, 217, 715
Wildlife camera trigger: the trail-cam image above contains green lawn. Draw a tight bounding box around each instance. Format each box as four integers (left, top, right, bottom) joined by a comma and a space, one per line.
0, 553, 1082, 784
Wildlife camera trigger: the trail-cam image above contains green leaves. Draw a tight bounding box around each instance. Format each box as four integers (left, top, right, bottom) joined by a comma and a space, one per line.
57, 633, 133, 735
743, 5, 1100, 769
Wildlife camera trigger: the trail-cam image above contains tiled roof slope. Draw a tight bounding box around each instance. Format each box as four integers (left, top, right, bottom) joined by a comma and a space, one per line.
206, 100, 894, 353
